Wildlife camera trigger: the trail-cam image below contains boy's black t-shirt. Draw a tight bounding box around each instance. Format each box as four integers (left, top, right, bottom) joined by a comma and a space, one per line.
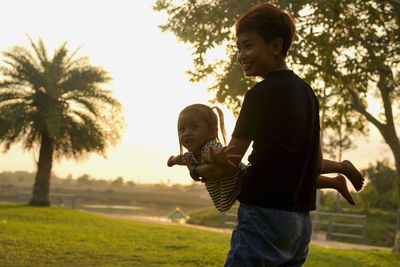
232, 70, 320, 211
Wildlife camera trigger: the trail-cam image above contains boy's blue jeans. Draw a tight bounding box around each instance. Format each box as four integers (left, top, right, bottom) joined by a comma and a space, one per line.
224, 204, 312, 267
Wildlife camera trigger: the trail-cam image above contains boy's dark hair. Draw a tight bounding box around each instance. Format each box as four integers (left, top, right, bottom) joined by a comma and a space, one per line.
236, 3, 296, 57
178, 104, 227, 156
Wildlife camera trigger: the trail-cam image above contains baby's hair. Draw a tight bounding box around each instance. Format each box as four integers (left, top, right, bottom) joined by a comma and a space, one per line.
236, 3, 296, 57
178, 104, 227, 156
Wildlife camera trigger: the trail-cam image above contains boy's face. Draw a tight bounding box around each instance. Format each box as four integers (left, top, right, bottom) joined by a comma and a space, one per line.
236, 31, 280, 78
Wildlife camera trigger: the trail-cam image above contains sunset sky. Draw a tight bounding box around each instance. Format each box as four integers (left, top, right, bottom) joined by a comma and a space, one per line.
0, 0, 394, 184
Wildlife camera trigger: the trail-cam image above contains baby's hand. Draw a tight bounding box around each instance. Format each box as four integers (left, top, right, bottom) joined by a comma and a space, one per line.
167, 155, 175, 167
209, 146, 241, 168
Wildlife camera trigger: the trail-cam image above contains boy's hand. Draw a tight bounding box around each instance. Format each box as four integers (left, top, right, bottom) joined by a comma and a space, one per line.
209, 146, 241, 168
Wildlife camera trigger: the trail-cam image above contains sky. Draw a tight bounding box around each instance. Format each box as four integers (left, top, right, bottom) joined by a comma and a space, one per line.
0, 0, 394, 184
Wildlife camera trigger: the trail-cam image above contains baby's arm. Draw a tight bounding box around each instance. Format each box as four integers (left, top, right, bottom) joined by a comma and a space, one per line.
167, 155, 186, 167
197, 138, 251, 180
205, 146, 242, 168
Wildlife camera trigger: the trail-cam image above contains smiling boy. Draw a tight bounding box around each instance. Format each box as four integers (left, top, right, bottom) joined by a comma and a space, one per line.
195, 3, 320, 266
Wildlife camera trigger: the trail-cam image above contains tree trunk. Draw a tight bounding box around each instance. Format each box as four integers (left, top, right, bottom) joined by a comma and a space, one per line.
336, 122, 343, 213
379, 125, 400, 252
386, 0, 400, 251
376, 118, 400, 252
374, 133, 400, 252
350, 78, 400, 251
393, 153, 400, 252
29, 133, 53, 206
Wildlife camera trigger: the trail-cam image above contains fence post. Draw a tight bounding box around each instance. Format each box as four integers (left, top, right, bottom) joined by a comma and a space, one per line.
363, 216, 367, 244
313, 211, 319, 232
71, 196, 75, 210
327, 214, 332, 240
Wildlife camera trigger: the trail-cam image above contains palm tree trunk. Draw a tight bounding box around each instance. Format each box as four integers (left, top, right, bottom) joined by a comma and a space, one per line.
29, 133, 53, 206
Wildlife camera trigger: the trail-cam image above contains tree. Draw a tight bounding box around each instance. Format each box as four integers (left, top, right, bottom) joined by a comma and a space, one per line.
111, 176, 124, 187
63, 174, 73, 185
126, 180, 136, 187
77, 174, 92, 185
0, 36, 125, 206
322, 111, 357, 213
154, 0, 400, 251
360, 160, 398, 211
320, 91, 360, 213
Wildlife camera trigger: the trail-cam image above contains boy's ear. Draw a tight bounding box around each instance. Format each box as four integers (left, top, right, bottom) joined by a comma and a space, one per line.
271, 37, 283, 56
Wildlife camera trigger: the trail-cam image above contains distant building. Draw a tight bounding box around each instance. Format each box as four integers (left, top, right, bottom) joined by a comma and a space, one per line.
167, 207, 189, 224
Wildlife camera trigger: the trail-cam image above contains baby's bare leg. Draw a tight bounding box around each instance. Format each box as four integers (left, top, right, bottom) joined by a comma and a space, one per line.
317, 175, 355, 205
321, 159, 364, 191
341, 160, 364, 191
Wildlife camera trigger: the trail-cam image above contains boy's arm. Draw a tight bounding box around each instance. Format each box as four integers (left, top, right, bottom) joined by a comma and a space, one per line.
195, 137, 251, 179
167, 155, 186, 167
318, 141, 323, 175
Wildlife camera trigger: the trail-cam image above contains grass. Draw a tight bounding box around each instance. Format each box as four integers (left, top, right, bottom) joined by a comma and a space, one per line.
3, 185, 397, 248
0, 202, 228, 266
1, 203, 400, 266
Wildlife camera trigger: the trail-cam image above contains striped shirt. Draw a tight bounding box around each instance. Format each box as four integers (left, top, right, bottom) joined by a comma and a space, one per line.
183, 140, 246, 213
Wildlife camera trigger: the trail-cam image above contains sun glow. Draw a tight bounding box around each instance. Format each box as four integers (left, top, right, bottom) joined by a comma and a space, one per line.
0, 0, 394, 184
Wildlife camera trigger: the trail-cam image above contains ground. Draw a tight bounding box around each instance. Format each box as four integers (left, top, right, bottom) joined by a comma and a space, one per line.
87, 211, 390, 251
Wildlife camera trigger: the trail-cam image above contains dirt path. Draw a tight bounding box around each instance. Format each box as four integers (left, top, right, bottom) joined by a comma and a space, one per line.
310, 239, 390, 251
84, 211, 233, 233
86, 211, 391, 251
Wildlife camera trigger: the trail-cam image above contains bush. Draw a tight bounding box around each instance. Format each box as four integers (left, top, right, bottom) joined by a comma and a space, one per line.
187, 207, 224, 228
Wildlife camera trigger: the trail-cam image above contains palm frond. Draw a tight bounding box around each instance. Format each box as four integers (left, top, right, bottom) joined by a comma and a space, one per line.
0, 101, 35, 150
1, 47, 45, 89
54, 110, 106, 159
26, 34, 48, 68
64, 45, 83, 69
50, 42, 68, 83
52, 42, 68, 65
0, 91, 30, 107
59, 66, 111, 90
0, 78, 27, 89
66, 97, 100, 119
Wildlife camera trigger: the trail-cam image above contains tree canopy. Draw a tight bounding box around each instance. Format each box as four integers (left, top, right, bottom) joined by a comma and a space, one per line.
155, 0, 400, 251
155, 0, 398, 127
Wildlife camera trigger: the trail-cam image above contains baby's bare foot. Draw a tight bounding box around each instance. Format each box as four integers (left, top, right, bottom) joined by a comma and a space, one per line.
342, 160, 364, 191
336, 174, 355, 205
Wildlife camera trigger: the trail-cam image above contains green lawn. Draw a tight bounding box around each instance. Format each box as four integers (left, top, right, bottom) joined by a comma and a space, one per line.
1, 203, 399, 266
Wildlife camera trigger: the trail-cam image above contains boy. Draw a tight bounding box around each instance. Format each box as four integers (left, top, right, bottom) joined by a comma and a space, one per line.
194, 3, 322, 266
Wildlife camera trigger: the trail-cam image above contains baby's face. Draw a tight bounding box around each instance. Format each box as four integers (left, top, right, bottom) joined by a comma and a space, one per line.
178, 111, 213, 153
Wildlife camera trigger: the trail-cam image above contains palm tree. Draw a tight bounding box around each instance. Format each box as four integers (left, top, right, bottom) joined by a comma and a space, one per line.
0, 36, 125, 206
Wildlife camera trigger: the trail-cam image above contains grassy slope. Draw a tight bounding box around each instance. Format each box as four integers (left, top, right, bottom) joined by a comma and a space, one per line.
1, 203, 399, 267
3, 184, 397, 247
